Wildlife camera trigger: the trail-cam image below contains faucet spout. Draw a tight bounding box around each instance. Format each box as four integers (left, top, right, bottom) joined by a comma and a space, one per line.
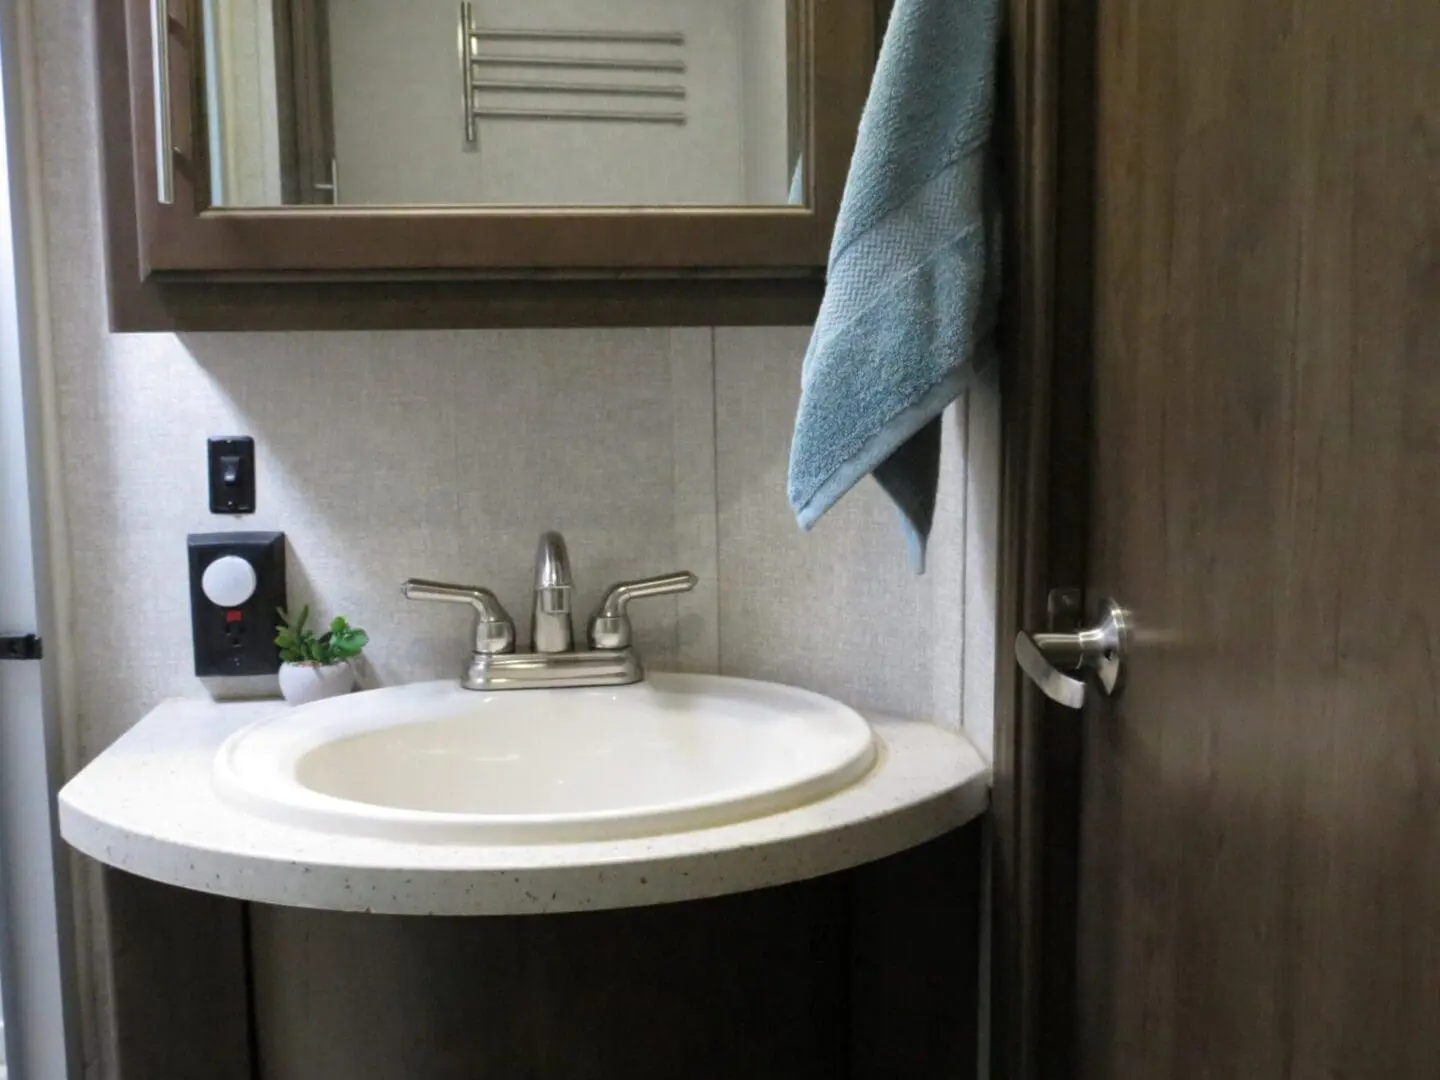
531, 531, 574, 654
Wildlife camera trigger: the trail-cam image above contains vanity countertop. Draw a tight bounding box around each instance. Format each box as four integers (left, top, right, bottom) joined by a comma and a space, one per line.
59, 698, 990, 916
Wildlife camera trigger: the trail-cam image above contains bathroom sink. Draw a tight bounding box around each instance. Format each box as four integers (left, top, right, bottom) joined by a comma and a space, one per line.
213, 673, 877, 844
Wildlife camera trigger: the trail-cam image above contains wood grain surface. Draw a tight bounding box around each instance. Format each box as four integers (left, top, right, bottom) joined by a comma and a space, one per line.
1077, 0, 1440, 1074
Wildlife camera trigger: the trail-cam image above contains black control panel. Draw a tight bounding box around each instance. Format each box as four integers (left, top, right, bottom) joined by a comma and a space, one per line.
188, 532, 286, 676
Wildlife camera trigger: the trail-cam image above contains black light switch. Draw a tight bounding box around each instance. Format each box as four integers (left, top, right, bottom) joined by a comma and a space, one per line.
209, 436, 255, 514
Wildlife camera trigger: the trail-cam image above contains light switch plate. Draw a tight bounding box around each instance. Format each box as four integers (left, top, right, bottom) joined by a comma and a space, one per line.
208, 436, 256, 514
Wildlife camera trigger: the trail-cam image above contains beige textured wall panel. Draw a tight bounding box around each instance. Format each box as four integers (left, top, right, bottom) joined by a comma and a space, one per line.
926, 400, 969, 734
714, 327, 943, 719
56, 330, 686, 762
961, 371, 1001, 760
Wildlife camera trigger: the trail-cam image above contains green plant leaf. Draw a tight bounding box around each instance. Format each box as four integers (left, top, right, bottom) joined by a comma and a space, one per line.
330, 627, 368, 659
276, 615, 303, 661
276, 608, 364, 665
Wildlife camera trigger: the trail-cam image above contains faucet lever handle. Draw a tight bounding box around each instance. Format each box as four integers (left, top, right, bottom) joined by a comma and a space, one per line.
588, 572, 698, 650
401, 579, 516, 655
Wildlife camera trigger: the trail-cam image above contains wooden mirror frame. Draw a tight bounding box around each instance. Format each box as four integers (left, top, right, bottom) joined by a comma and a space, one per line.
100, 0, 886, 331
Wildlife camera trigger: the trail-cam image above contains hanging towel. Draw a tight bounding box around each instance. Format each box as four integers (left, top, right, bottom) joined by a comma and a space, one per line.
787, 0, 1002, 572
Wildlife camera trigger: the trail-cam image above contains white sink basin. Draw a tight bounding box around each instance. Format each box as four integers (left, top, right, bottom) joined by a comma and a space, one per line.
213, 673, 876, 844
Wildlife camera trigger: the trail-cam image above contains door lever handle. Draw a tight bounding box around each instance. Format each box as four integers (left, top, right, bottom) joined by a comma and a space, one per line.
1015, 598, 1128, 709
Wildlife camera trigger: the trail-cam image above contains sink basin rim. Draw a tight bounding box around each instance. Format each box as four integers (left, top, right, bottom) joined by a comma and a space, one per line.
212, 674, 878, 844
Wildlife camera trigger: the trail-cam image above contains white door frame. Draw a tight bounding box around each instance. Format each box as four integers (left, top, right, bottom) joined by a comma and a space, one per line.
0, 0, 83, 1076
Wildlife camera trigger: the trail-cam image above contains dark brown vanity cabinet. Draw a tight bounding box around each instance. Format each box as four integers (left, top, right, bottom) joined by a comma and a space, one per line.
103, 828, 981, 1080
101, 0, 888, 331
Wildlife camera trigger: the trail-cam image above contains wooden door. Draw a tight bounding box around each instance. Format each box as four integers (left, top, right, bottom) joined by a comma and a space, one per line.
1071, 0, 1440, 1075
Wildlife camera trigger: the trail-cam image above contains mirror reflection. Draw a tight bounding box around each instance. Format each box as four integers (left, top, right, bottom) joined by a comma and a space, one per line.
203, 0, 805, 208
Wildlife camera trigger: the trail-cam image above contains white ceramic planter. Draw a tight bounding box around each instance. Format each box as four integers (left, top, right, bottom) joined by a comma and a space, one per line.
278, 661, 356, 706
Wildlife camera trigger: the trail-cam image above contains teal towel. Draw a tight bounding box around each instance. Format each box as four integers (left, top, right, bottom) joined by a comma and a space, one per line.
787, 0, 1002, 572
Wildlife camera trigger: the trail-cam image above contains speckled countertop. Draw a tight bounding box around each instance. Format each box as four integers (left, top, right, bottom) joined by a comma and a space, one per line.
59, 698, 990, 917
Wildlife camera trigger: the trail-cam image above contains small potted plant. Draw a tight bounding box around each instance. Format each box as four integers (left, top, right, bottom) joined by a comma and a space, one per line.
275, 606, 369, 706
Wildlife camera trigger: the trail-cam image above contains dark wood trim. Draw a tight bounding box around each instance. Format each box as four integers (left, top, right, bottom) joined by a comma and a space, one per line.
992, 0, 1098, 1075
1032, 0, 1097, 1072
100, 827, 981, 1079
98, 0, 866, 329
102, 867, 253, 1080
100, 0, 152, 325
874, 0, 896, 40
989, 0, 1054, 1055
125, 0, 871, 276
850, 827, 983, 1077
154, 209, 825, 274
112, 275, 826, 333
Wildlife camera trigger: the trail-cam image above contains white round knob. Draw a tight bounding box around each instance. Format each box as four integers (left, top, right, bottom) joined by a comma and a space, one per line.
202, 555, 258, 609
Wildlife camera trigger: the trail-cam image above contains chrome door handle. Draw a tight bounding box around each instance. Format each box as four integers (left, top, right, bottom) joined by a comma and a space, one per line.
1015, 598, 1128, 709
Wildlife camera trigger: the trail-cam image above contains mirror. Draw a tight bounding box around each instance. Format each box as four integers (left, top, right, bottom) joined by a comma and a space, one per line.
203, 0, 806, 208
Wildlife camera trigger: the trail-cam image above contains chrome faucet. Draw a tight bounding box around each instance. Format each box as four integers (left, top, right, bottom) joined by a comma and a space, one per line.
530, 531, 574, 654
402, 531, 696, 691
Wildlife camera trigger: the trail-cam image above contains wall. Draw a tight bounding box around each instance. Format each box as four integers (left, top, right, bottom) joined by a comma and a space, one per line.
31, 2, 998, 1078
46, 327, 994, 761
